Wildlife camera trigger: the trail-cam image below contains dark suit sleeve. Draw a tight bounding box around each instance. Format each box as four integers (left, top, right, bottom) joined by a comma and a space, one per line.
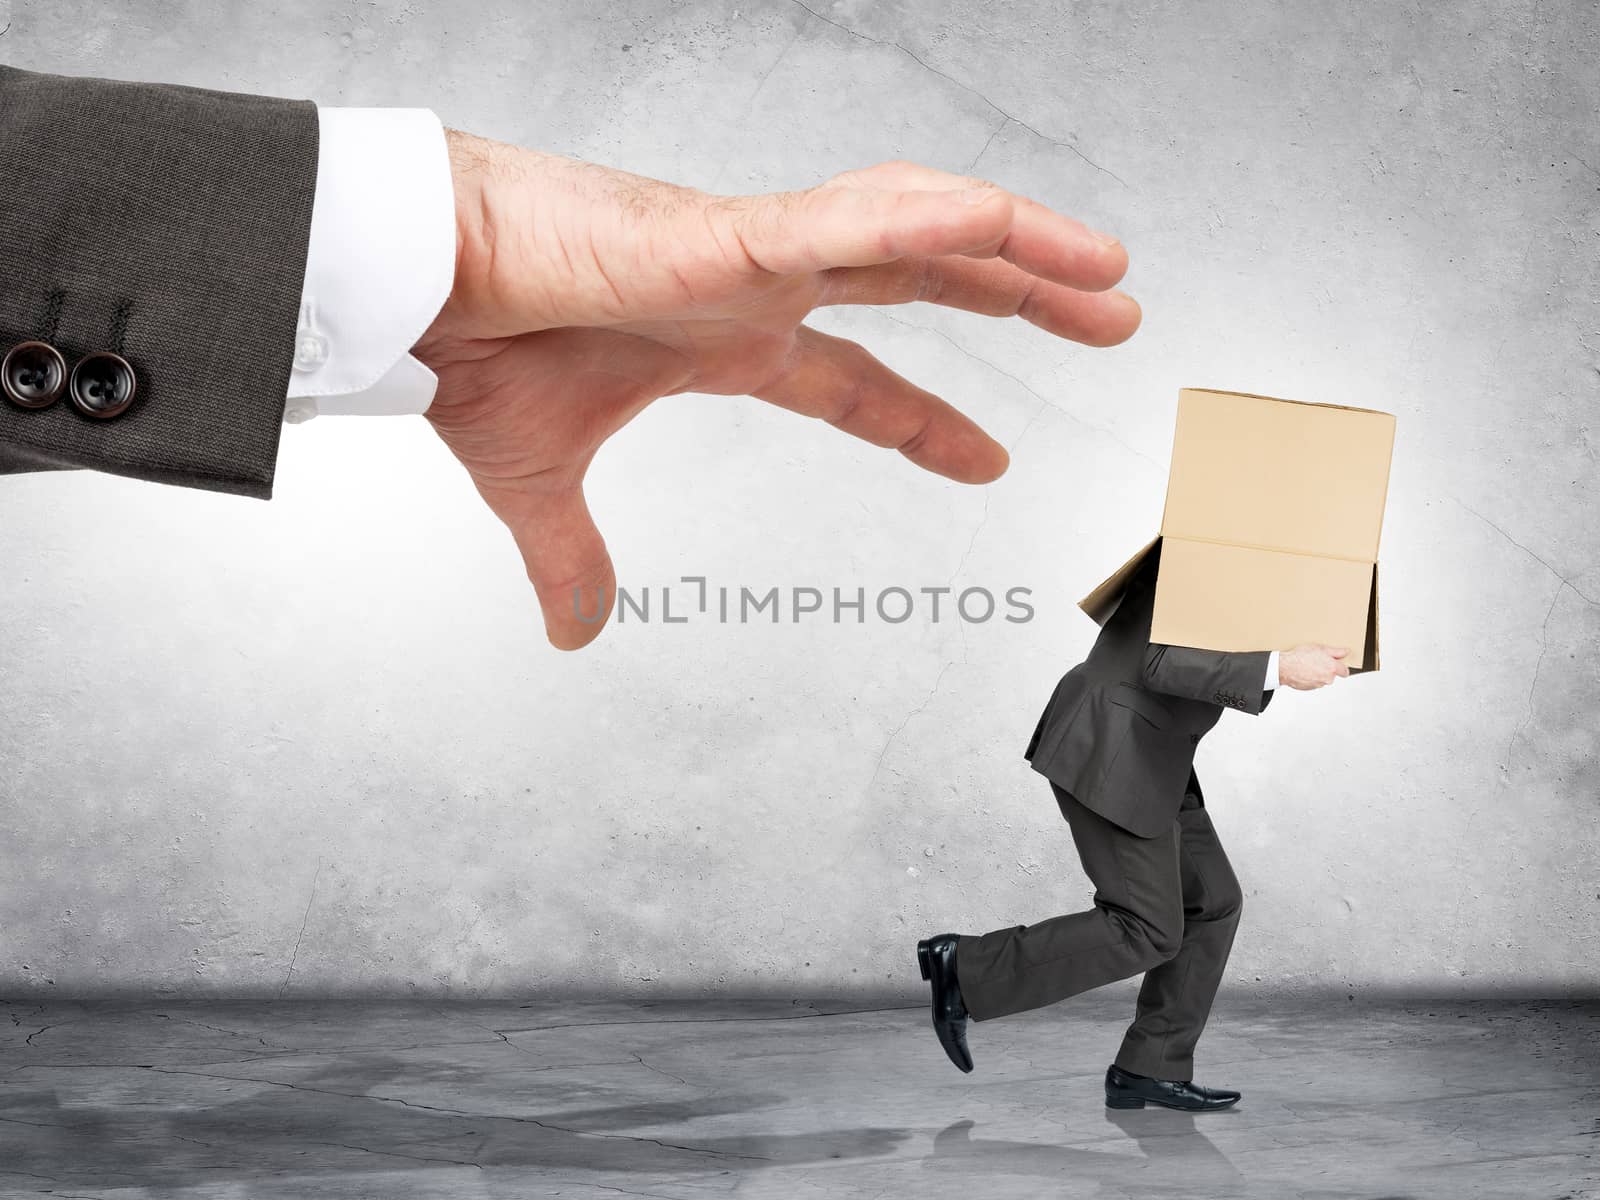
0, 66, 319, 498
1140, 643, 1274, 715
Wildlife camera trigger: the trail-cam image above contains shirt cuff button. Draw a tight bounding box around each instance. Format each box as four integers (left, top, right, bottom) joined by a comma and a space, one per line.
294, 333, 329, 372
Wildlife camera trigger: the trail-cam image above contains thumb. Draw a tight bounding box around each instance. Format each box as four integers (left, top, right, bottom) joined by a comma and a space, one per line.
1326, 646, 1349, 658
504, 486, 617, 651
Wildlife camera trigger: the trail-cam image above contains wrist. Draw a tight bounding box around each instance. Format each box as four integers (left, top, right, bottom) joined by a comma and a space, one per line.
415, 128, 509, 355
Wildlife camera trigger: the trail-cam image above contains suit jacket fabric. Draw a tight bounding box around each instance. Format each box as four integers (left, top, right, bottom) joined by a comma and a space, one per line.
0, 66, 319, 498
1025, 545, 1272, 838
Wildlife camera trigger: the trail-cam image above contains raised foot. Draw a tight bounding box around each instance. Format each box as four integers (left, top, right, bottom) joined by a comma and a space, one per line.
917, 935, 973, 1074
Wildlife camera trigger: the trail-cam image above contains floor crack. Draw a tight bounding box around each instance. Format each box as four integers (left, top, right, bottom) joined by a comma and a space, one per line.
129, 1064, 772, 1162
632, 1052, 692, 1087
0, 1169, 112, 1200
500, 1003, 921, 1029
307, 1137, 484, 1169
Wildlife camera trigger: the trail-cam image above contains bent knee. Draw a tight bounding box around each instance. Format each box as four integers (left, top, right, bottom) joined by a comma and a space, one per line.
1144, 917, 1184, 963
1210, 879, 1244, 925
1114, 903, 1184, 965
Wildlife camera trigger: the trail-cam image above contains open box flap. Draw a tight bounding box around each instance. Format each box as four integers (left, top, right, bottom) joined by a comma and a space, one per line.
1078, 536, 1160, 627
1350, 563, 1380, 674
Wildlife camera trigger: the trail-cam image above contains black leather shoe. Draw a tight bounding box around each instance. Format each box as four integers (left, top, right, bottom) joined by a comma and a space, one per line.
1104, 1065, 1240, 1111
916, 935, 973, 1073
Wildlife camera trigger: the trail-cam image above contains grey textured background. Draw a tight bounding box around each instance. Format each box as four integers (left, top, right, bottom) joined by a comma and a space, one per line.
0, 0, 1595, 999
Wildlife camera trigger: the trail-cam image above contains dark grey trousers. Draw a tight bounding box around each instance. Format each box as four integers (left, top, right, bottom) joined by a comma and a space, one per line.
953, 784, 1243, 1081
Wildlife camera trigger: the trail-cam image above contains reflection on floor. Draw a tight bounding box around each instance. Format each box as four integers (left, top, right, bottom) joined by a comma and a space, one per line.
1, 994, 1595, 1198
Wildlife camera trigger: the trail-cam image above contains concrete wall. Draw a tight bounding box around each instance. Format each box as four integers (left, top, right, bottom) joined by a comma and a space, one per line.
1, 0, 1595, 999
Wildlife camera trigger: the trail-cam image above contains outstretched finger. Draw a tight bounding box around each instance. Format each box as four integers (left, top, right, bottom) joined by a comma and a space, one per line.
825, 160, 1129, 293
820, 254, 1142, 347
753, 325, 1009, 484
714, 185, 1018, 275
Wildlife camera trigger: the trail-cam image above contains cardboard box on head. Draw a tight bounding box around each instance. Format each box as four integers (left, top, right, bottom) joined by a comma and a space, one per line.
1080, 388, 1397, 672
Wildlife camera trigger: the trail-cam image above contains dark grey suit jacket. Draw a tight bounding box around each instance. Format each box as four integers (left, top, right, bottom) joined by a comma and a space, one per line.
1026, 544, 1273, 838
0, 65, 318, 497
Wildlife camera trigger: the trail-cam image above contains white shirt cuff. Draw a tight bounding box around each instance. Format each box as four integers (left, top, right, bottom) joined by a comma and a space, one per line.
285, 107, 455, 423
1264, 650, 1281, 692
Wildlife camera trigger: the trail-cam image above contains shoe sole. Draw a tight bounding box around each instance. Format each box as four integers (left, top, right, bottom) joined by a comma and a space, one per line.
1104, 1095, 1239, 1112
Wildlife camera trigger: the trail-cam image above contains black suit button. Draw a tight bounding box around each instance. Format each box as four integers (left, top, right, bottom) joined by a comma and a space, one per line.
2, 340, 68, 410
69, 352, 137, 420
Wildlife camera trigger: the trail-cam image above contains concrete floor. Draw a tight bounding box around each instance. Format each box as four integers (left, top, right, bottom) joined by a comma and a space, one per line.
1, 995, 1594, 1199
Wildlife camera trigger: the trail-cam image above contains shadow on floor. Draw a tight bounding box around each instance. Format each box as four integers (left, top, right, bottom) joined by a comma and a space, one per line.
1, 1053, 914, 1188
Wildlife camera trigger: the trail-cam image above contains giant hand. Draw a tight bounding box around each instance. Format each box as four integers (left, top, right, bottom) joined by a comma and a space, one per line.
414, 131, 1141, 649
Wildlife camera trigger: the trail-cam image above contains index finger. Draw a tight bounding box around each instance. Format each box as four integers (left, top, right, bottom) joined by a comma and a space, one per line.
825, 159, 1130, 293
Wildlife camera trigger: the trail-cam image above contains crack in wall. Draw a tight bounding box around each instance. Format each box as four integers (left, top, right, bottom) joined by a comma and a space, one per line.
277, 859, 324, 999
859, 388, 1056, 801
1502, 581, 1564, 772
709, 24, 805, 191
875, 308, 1162, 469
1457, 500, 1598, 606
967, 117, 1009, 173
863, 660, 955, 796
786, 0, 1127, 186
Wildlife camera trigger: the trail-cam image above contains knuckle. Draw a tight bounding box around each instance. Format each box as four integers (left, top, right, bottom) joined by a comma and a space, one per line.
897, 420, 933, 458
828, 377, 868, 427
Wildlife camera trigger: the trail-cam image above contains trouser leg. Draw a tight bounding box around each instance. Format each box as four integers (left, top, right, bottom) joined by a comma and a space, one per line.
953, 784, 1185, 1021
1112, 790, 1243, 1080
